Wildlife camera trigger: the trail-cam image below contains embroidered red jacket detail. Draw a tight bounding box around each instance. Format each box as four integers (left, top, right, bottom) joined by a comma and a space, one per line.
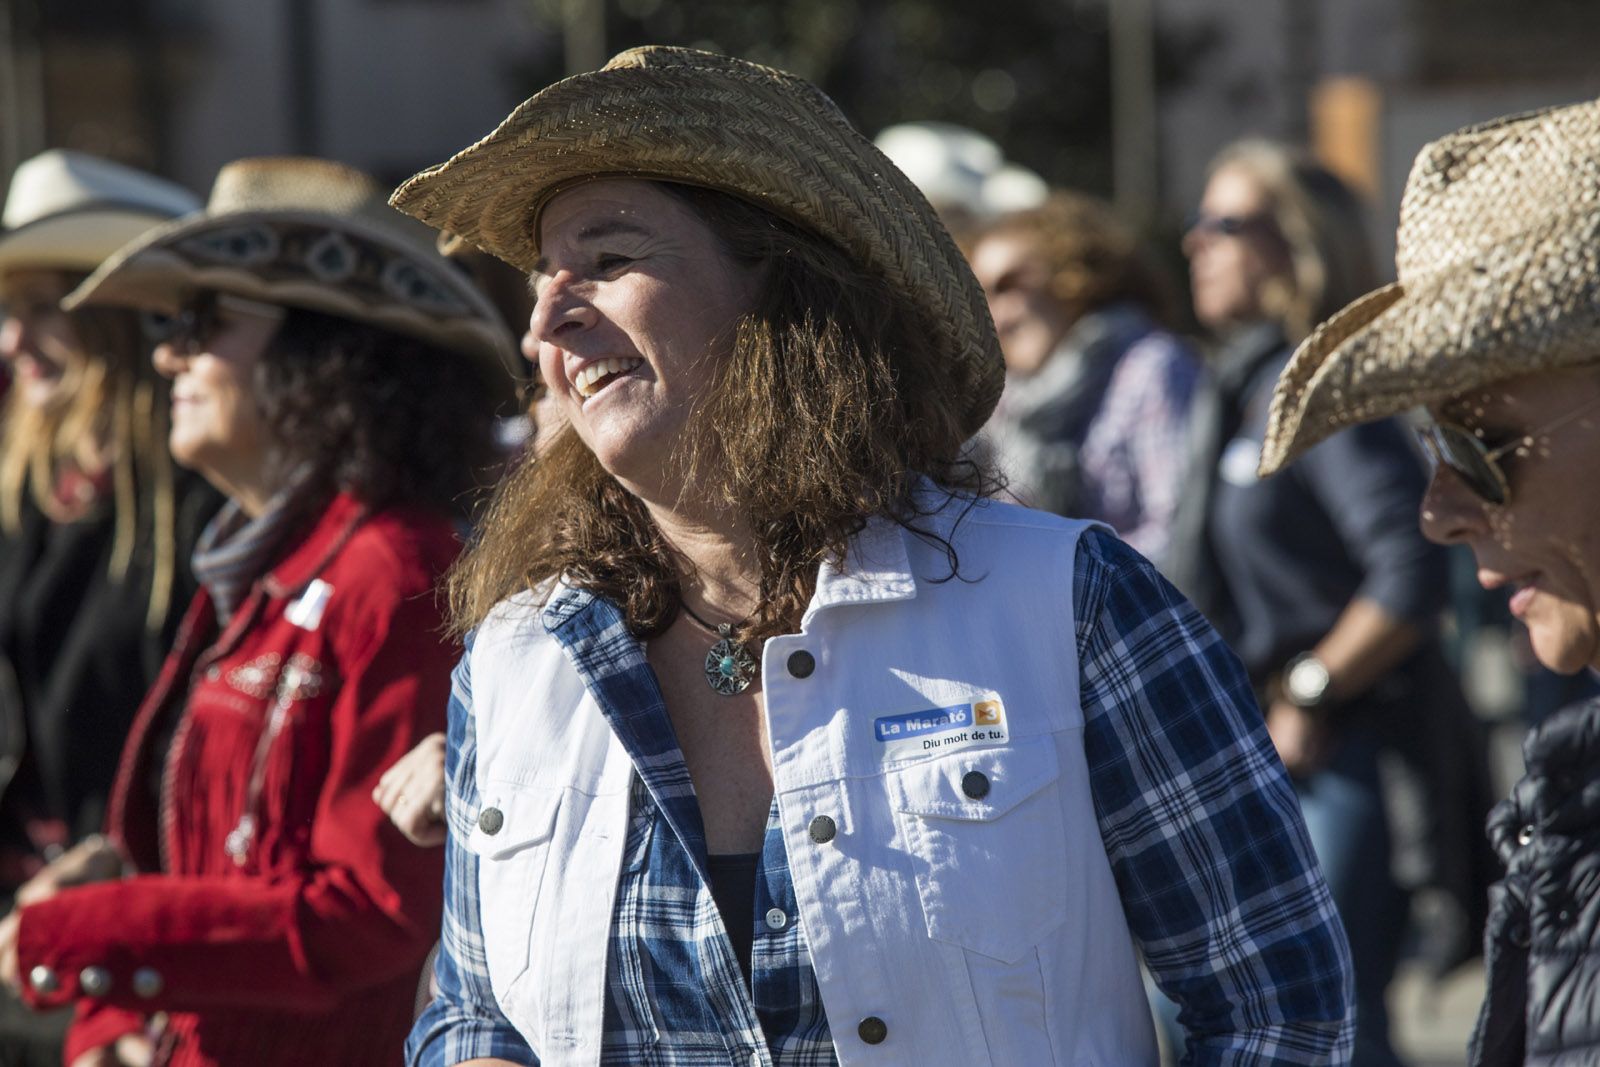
17, 493, 459, 1067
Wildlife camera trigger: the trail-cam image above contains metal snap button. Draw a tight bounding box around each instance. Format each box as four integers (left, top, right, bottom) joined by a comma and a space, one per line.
27, 966, 58, 995
1517, 824, 1535, 847
787, 650, 816, 678
858, 1016, 888, 1044
808, 815, 837, 843
478, 807, 504, 835
765, 907, 788, 931
961, 770, 991, 799
78, 966, 112, 997
132, 967, 164, 999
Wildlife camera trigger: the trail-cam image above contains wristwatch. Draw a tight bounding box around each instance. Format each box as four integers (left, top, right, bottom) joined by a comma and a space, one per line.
1282, 652, 1332, 708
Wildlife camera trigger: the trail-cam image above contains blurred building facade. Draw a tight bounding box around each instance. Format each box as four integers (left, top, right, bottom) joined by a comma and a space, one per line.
1156, 0, 1600, 273
4, 0, 1600, 272
0, 0, 546, 198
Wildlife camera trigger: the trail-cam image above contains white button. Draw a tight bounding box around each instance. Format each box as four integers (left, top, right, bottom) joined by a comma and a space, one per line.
764, 907, 788, 930
749, 1052, 762, 1067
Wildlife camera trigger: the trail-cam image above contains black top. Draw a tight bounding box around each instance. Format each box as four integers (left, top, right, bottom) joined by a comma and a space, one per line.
0, 472, 220, 887
706, 851, 760, 985
1172, 326, 1446, 679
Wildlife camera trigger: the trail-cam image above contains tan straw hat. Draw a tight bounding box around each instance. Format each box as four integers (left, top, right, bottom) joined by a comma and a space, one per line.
388, 45, 1004, 437
66, 157, 518, 382
0, 149, 198, 276
1259, 96, 1600, 477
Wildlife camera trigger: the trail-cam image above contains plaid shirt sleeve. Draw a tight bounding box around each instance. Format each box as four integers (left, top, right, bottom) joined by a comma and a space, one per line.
1074, 528, 1355, 1065
407, 638, 539, 1067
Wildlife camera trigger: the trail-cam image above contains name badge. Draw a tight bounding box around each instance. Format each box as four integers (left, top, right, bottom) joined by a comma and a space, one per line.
285, 578, 333, 631
873, 692, 1008, 762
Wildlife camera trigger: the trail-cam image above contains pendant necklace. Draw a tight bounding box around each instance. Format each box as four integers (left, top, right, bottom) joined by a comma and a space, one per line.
679, 600, 758, 696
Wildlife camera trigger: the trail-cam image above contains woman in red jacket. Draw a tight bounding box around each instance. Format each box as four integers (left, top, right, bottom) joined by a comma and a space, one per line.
0, 157, 517, 1067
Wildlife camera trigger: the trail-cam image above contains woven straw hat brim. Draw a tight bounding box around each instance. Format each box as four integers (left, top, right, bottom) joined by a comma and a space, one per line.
389, 49, 1004, 438
65, 207, 519, 382
1259, 194, 1600, 477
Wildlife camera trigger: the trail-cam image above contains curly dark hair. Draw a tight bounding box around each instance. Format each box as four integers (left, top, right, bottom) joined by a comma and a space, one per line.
256, 309, 509, 520
971, 191, 1177, 328
448, 182, 1000, 641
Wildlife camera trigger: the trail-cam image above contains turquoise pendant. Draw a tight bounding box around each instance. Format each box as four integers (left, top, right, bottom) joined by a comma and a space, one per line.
703, 623, 757, 696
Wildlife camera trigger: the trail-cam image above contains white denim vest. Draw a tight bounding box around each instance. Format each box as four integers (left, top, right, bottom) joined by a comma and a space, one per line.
468, 500, 1158, 1066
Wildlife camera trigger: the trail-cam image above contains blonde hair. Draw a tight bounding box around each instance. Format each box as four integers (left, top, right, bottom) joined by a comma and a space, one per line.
1207, 140, 1379, 344
0, 279, 178, 630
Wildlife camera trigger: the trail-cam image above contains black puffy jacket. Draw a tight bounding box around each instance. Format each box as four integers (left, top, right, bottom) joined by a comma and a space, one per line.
1470, 699, 1600, 1066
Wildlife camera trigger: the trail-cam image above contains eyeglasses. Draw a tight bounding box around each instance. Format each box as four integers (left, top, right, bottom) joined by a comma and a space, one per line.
1184, 211, 1276, 239
148, 291, 285, 354
1417, 393, 1600, 506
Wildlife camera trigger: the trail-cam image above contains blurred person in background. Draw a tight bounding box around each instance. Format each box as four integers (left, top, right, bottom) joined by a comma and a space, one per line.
0, 150, 216, 1067
968, 191, 1200, 566
872, 121, 1047, 242
1163, 140, 1488, 1067
393, 45, 1352, 1067
1256, 96, 1600, 1067
0, 157, 516, 1067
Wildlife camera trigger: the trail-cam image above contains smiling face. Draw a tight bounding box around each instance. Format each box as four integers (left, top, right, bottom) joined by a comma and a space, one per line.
527, 180, 760, 495
151, 292, 284, 506
968, 231, 1076, 377
1420, 367, 1600, 673
0, 269, 90, 412
1183, 164, 1291, 332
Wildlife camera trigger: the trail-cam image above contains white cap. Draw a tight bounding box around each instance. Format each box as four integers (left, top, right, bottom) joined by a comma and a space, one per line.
873, 122, 1046, 219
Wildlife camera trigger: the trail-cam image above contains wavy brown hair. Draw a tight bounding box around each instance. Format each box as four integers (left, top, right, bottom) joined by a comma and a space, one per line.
450, 182, 998, 641
970, 190, 1176, 328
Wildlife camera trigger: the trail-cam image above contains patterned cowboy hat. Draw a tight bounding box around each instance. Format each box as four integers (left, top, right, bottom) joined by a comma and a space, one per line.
1258, 97, 1600, 476
65, 157, 518, 381
388, 46, 1004, 438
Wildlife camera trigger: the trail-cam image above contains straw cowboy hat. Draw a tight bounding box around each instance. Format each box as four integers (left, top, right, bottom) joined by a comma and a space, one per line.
389, 45, 1004, 437
1258, 96, 1600, 477
0, 150, 198, 276
66, 157, 518, 381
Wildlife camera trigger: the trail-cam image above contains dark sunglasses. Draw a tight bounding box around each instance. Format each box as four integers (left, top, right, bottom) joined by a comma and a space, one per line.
1417, 394, 1600, 506
144, 292, 284, 354
1184, 211, 1275, 239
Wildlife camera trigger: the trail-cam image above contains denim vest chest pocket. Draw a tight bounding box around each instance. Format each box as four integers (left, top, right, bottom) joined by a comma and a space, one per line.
466, 782, 562, 996
887, 740, 1068, 962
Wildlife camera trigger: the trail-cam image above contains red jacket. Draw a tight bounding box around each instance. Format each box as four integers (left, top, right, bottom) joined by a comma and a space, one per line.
17, 492, 459, 1066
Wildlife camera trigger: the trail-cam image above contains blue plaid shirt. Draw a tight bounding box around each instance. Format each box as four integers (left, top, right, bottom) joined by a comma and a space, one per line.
407, 528, 1353, 1066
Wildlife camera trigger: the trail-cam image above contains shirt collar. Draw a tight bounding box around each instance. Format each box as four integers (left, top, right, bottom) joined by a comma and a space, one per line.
539, 507, 923, 641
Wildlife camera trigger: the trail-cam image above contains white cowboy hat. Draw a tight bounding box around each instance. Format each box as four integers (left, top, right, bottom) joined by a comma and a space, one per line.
0, 150, 199, 276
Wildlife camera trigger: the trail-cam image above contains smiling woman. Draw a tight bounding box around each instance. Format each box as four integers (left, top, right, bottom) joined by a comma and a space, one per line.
0, 150, 216, 1066
1256, 96, 1600, 1067
391, 46, 1353, 1067
0, 157, 518, 1067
